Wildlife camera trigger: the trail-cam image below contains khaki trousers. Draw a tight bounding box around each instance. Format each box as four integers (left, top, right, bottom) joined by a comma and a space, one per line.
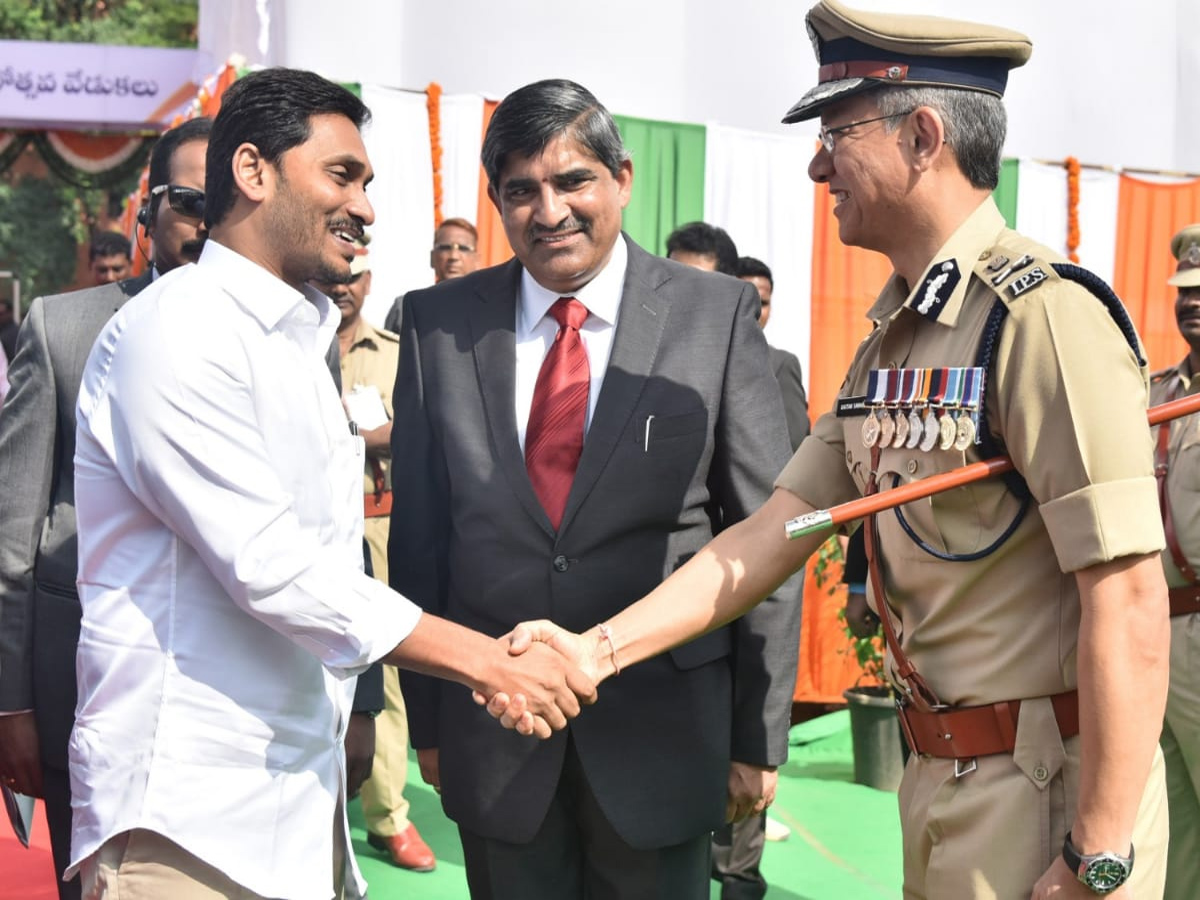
899, 696, 1168, 899
359, 515, 413, 837
80, 829, 278, 900
1163, 612, 1200, 900
359, 664, 413, 835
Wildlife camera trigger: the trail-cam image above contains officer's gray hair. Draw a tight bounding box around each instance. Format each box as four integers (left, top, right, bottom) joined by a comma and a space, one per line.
871, 85, 1007, 191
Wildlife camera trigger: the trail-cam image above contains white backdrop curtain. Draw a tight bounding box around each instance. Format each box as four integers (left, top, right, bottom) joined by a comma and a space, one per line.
703, 123, 816, 387
360, 84, 435, 326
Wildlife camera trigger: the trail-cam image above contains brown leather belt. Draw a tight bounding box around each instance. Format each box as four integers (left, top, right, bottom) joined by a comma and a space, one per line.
1169, 584, 1200, 617
365, 490, 392, 518
897, 689, 1079, 759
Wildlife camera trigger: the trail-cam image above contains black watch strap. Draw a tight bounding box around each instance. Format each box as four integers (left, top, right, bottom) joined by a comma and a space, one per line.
1062, 831, 1134, 894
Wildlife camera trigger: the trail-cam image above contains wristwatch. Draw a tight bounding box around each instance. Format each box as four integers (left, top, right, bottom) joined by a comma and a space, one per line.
1062, 831, 1134, 894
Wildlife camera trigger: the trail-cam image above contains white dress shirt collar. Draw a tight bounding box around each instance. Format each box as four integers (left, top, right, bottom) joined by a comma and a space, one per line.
199, 239, 337, 342
518, 234, 628, 336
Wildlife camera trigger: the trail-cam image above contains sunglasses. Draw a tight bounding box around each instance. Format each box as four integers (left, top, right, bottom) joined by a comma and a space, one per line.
150, 184, 206, 220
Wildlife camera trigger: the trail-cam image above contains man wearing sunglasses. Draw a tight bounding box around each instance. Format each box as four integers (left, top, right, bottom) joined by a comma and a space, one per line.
0, 116, 212, 899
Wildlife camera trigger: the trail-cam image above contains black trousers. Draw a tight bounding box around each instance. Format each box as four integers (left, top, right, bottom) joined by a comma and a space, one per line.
458, 737, 711, 900
711, 814, 767, 900
44, 763, 81, 900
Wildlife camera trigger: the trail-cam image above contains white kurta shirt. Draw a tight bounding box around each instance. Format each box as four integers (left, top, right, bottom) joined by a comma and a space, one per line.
69, 240, 420, 899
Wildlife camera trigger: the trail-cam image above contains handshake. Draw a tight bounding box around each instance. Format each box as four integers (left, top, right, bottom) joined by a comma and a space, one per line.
471, 620, 620, 739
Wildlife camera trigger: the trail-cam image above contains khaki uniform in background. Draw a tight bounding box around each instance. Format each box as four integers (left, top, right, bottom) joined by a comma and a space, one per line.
777, 197, 1168, 898
1150, 360, 1200, 900
340, 318, 411, 839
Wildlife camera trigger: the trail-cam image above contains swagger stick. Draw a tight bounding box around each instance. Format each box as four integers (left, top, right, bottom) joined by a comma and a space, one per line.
785, 391, 1200, 540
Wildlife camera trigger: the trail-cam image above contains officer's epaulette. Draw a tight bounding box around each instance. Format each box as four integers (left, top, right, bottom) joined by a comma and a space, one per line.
972, 237, 1057, 304
375, 326, 400, 343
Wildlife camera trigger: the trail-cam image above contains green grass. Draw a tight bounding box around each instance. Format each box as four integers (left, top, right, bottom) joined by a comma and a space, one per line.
350, 710, 904, 899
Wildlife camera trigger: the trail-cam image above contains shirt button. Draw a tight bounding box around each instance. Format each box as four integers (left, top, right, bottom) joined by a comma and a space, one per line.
553, 555, 570, 573
1033, 765, 1049, 782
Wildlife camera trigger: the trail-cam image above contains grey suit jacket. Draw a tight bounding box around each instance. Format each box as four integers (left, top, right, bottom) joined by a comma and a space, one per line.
0, 275, 150, 768
391, 236, 802, 849
768, 344, 810, 450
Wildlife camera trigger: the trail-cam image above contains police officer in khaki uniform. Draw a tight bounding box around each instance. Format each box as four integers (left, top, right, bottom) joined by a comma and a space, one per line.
1150, 223, 1200, 900
315, 238, 437, 873
492, 3, 1171, 897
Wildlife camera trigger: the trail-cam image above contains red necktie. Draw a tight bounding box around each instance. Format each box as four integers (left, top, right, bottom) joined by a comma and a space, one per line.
525, 297, 590, 529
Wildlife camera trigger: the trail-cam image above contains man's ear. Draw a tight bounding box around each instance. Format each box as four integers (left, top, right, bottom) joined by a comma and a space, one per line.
908, 107, 947, 171
486, 182, 501, 214
232, 142, 272, 203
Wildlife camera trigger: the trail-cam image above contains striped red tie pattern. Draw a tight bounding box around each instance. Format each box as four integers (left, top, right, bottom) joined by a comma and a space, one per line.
525, 297, 590, 529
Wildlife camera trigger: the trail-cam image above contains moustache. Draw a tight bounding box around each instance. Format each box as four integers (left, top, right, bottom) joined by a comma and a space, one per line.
181, 235, 208, 259
330, 217, 366, 241
529, 219, 590, 241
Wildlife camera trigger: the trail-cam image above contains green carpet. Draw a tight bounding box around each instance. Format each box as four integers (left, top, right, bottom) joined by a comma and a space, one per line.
350, 710, 904, 899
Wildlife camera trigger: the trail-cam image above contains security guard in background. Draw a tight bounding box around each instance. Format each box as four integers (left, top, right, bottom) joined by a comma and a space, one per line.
314, 236, 437, 873
497, 2, 1172, 897
1150, 223, 1200, 900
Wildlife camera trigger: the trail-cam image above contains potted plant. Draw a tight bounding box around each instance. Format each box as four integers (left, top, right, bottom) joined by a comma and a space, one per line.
815, 533, 907, 792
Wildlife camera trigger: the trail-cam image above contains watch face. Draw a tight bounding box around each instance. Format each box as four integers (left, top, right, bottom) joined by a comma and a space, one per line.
1082, 857, 1131, 893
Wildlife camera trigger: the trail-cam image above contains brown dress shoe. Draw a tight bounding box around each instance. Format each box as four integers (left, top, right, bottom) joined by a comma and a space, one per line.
367, 824, 437, 872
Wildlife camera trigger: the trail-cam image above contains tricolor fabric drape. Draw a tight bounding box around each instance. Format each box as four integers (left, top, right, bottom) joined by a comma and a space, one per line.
116, 71, 1200, 701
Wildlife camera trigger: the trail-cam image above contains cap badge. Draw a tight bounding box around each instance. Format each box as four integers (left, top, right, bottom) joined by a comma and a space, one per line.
1185, 242, 1200, 266
886, 66, 903, 80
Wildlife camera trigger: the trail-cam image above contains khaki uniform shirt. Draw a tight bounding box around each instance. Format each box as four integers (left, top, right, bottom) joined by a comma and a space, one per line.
1150, 360, 1200, 585
340, 317, 399, 494
778, 197, 1164, 707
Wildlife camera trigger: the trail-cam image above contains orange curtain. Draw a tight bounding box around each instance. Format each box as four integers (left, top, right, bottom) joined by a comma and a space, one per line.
793, 183, 893, 703
793, 563, 868, 703
1111, 175, 1200, 371
807, 184, 893, 420
475, 100, 513, 268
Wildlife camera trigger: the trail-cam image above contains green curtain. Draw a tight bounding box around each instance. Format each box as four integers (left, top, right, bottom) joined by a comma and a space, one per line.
992, 158, 1020, 229
613, 114, 706, 256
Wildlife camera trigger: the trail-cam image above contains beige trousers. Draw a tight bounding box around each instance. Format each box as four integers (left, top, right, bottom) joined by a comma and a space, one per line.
358, 663, 413, 835
899, 696, 1168, 899
80, 829, 279, 900
1163, 612, 1200, 900
359, 515, 412, 837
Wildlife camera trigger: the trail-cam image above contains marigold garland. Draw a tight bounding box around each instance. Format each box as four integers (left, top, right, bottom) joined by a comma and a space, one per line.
1065, 156, 1081, 263
426, 82, 444, 228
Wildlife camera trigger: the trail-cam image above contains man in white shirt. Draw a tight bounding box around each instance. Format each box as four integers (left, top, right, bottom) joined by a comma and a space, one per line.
68, 67, 593, 900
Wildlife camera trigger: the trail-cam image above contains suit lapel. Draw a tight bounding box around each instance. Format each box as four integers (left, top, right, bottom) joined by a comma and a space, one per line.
559, 239, 670, 533
115, 272, 153, 311
468, 261, 556, 537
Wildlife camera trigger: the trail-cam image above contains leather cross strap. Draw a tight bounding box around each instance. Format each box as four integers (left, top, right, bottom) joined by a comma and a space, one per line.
863, 445, 1079, 758
863, 445, 942, 713
366, 458, 391, 518
898, 689, 1079, 759
1169, 585, 1200, 618
1154, 377, 1200, 596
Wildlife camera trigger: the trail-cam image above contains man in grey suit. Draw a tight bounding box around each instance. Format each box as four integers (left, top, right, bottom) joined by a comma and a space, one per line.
0, 119, 212, 897
390, 79, 801, 899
